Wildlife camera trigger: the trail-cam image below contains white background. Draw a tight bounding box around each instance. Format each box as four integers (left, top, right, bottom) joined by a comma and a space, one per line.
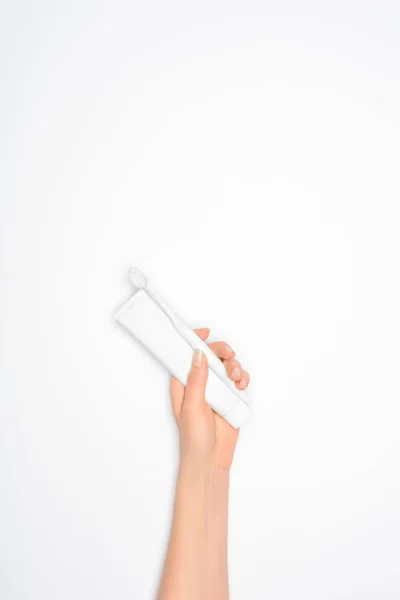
1, 2, 400, 598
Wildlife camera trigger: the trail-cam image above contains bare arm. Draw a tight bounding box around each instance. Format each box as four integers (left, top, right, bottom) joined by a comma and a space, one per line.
157, 330, 250, 600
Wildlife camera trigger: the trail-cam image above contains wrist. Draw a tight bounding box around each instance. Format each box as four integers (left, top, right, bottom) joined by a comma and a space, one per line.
178, 454, 231, 483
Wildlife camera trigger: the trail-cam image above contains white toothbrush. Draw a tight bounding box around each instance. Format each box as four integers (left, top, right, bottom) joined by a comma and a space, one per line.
127, 267, 251, 407
115, 268, 251, 428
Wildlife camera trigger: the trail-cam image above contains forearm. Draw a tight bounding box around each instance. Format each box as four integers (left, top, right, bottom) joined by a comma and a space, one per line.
205, 465, 230, 600
157, 458, 209, 600
157, 459, 231, 600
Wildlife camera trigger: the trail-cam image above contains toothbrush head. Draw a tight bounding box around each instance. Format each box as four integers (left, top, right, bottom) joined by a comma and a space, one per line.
128, 267, 148, 290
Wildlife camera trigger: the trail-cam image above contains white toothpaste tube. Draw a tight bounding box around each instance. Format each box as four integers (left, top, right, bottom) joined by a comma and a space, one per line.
114, 268, 251, 428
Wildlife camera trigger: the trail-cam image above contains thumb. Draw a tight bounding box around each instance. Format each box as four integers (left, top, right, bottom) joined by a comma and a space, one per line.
184, 349, 208, 410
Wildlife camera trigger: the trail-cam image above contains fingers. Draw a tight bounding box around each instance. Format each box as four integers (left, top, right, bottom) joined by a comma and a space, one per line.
223, 358, 250, 390
171, 327, 250, 423
236, 369, 250, 390
183, 349, 208, 411
208, 341, 236, 360
223, 357, 242, 381
171, 328, 210, 419
194, 328, 210, 341
207, 342, 250, 391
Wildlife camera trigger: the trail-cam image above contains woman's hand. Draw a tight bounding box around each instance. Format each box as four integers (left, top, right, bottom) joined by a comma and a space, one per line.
170, 328, 250, 471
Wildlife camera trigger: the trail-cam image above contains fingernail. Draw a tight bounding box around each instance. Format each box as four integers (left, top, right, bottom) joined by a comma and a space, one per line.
193, 349, 205, 367
231, 366, 241, 379
225, 345, 234, 354
238, 377, 247, 389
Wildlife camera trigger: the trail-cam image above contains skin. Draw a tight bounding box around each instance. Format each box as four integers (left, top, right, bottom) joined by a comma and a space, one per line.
157, 328, 250, 600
